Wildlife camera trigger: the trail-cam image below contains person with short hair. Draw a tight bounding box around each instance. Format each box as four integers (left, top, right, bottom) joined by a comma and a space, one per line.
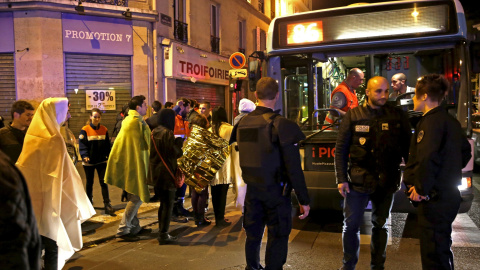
404, 74, 471, 270
231, 77, 310, 269
390, 73, 415, 99
79, 108, 114, 216
146, 100, 163, 131
0, 100, 35, 163
325, 68, 364, 125
335, 76, 411, 270
164, 101, 174, 109
105, 95, 151, 241
199, 101, 212, 123
186, 99, 200, 123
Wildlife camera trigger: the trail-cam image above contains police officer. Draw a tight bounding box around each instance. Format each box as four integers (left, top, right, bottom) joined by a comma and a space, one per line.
230, 77, 310, 270
403, 74, 471, 270
335, 76, 411, 270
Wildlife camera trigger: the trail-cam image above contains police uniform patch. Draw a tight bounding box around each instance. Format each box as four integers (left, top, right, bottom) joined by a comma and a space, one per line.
359, 137, 366, 145
355, 125, 369, 132
382, 123, 389, 130
79, 134, 84, 139
417, 130, 424, 143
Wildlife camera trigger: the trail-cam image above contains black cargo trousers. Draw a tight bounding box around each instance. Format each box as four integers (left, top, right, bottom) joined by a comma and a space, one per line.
243, 182, 292, 270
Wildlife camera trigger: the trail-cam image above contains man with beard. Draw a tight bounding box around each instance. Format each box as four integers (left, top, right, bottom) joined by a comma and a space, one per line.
0, 101, 35, 163
335, 76, 411, 270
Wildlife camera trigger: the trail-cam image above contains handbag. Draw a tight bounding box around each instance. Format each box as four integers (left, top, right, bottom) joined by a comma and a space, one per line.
151, 133, 185, 188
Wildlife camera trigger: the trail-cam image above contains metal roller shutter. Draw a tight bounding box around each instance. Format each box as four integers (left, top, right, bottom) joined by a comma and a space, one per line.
176, 80, 225, 108
0, 54, 15, 125
65, 53, 132, 137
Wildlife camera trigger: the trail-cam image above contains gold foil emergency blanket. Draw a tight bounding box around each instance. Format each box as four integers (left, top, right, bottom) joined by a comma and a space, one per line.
178, 125, 230, 193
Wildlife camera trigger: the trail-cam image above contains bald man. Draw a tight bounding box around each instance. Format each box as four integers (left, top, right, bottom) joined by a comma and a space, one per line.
390, 73, 415, 99
325, 68, 364, 125
334, 76, 411, 270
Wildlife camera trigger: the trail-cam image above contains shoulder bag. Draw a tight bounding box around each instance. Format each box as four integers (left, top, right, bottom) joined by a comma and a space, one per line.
151, 133, 185, 188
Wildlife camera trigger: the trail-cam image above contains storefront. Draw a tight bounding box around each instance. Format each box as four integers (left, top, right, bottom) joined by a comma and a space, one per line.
163, 41, 230, 111
0, 12, 15, 123
62, 13, 134, 135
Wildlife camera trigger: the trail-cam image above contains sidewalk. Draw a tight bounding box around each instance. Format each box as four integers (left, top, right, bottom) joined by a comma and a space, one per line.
76, 162, 164, 246
77, 163, 237, 247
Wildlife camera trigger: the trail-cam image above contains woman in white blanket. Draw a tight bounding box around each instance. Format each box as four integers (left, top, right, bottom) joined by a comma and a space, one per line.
16, 97, 95, 270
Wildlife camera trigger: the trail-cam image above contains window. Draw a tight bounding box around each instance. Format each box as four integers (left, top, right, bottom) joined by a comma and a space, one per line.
211, 4, 220, 53
259, 0, 264, 13
174, 0, 188, 43
239, 20, 245, 54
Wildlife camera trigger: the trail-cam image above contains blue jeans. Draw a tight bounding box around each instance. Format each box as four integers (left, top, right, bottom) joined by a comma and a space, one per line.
342, 187, 394, 270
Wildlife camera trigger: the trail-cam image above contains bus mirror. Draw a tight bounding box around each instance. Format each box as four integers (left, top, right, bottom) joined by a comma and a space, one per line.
249, 60, 261, 92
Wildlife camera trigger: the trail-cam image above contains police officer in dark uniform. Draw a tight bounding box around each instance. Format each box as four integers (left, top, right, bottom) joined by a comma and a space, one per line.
403, 74, 471, 270
230, 77, 310, 270
335, 76, 411, 270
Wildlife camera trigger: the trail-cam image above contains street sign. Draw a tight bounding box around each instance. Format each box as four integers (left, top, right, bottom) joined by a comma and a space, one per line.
229, 69, 247, 79
229, 52, 246, 69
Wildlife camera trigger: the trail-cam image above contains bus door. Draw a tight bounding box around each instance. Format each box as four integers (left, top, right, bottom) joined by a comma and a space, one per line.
280, 56, 322, 130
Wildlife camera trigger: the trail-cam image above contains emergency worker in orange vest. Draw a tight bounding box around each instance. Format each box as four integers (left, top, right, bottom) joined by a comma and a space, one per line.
325, 68, 365, 126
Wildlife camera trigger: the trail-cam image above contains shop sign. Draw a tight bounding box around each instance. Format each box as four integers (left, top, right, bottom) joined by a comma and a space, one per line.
85, 90, 116, 110
0, 13, 14, 53
166, 43, 230, 85
62, 13, 133, 55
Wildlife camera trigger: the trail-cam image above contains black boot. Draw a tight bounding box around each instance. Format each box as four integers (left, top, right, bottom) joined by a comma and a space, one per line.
121, 190, 128, 202
104, 203, 116, 216
195, 213, 211, 227
157, 232, 178, 245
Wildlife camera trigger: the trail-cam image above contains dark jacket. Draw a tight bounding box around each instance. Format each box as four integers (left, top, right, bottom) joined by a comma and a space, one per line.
335, 102, 411, 194
0, 150, 41, 269
149, 109, 183, 190
231, 106, 310, 205
403, 106, 471, 196
78, 123, 111, 165
146, 113, 160, 131
0, 125, 26, 163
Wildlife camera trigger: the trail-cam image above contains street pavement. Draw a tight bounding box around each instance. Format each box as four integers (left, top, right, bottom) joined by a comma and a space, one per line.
69, 164, 480, 269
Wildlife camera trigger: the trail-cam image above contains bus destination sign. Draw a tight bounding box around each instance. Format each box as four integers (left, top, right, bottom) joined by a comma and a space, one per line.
286, 21, 323, 45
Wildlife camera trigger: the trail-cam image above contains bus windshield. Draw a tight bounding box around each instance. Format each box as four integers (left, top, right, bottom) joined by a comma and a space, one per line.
280, 47, 468, 131
267, 0, 471, 134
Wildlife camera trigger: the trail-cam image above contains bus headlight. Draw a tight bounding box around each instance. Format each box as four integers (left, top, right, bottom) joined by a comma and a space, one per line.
458, 177, 472, 191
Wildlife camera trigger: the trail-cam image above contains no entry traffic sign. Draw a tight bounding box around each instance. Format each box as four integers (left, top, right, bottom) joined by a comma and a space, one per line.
229, 52, 246, 69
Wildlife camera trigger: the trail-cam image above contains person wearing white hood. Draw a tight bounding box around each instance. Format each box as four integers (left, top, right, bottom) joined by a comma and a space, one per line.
232, 98, 256, 209
16, 97, 95, 270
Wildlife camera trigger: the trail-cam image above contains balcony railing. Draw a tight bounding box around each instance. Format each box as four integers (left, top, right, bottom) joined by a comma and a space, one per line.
81, 0, 128, 7
258, 1, 264, 13
211, 36, 220, 54
174, 20, 188, 44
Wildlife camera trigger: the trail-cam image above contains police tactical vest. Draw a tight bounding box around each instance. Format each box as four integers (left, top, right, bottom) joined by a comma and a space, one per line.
236, 112, 282, 185
347, 104, 408, 192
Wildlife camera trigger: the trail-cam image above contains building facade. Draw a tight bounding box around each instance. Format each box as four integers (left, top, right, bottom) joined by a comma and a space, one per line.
0, 0, 156, 134
155, 0, 311, 119
0, 0, 310, 130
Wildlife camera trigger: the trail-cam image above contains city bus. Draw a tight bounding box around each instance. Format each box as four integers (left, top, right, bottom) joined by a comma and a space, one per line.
265, 0, 474, 212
